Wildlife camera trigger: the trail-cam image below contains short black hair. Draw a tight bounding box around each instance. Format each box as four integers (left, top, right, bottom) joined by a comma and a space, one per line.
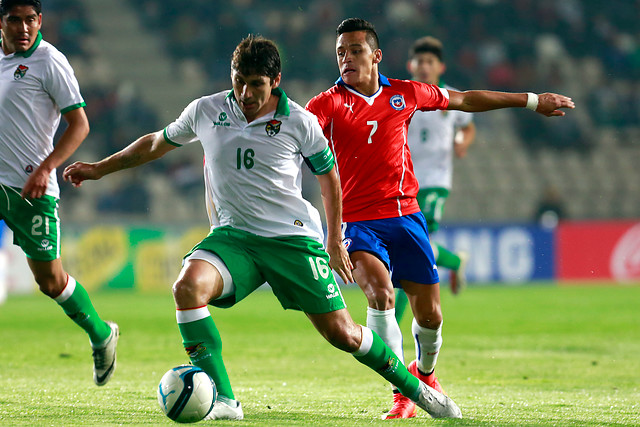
409, 36, 444, 61
231, 35, 281, 82
0, 0, 41, 16
336, 18, 379, 51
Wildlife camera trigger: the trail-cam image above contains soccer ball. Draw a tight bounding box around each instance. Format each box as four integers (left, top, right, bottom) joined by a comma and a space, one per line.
157, 365, 217, 423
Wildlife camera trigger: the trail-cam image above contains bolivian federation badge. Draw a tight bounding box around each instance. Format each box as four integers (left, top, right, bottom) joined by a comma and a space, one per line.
14, 64, 29, 80
265, 119, 281, 137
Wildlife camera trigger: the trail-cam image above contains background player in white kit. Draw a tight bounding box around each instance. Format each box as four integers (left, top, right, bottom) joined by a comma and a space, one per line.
0, 0, 118, 385
64, 35, 463, 421
395, 36, 476, 320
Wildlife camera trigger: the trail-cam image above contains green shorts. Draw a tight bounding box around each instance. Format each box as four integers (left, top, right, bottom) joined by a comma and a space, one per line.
416, 188, 450, 234
185, 226, 347, 314
0, 185, 60, 261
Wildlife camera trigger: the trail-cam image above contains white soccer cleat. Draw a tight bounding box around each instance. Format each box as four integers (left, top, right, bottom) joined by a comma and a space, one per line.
450, 251, 469, 295
204, 400, 244, 420
92, 321, 119, 386
414, 380, 462, 418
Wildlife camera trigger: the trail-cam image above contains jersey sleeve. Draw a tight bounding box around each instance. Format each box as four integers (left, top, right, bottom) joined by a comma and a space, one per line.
163, 99, 200, 147
43, 52, 85, 115
413, 81, 450, 112
301, 113, 335, 175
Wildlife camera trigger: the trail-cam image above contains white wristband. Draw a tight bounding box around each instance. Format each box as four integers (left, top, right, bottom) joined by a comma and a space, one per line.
526, 92, 539, 111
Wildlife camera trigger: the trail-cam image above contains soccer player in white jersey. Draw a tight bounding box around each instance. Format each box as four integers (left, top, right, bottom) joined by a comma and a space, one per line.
395, 36, 476, 320
63, 35, 463, 421
0, 0, 118, 386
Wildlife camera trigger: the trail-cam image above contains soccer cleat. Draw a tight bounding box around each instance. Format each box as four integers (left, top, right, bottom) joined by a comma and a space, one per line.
414, 380, 462, 419
449, 251, 469, 295
92, 321, 119, 386
407, 360, 445, 394
381, 392, 416, 419
204, 400, 244, 420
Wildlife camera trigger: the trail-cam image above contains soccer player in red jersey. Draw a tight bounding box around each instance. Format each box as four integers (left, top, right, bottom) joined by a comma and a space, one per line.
306, 18, 574, 419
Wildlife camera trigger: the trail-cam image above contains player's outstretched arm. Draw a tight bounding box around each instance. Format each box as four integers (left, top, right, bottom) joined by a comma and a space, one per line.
447, 90, 575, 117
63, 131, 175, 187
316, 167, 354, 284
22, 108, 90, 198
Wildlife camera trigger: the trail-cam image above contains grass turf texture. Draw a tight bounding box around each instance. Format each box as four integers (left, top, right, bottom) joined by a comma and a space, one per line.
0, 284, 638, 425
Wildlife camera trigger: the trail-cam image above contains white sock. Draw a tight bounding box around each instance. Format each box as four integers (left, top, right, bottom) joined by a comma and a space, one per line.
367, 307, 404, 364
412, 318, 442, 374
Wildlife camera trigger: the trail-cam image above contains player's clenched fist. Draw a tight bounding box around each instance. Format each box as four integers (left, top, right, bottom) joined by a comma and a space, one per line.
63, 162, 101, 187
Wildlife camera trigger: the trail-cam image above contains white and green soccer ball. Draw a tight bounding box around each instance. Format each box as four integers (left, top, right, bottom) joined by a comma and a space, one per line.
157, 365, 217, 423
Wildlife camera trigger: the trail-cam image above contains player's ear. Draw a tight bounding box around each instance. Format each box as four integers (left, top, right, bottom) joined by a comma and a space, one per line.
373, 49, 382, 64
440, 62, 447, 75
271, 73, 282, 89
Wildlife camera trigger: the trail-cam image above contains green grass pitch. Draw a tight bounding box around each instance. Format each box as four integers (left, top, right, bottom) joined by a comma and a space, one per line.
0, 284, 639, 425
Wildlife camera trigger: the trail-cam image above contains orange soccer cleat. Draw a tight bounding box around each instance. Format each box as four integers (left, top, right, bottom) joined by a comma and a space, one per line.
408, 360, 445, 395
381, 392, 417, 419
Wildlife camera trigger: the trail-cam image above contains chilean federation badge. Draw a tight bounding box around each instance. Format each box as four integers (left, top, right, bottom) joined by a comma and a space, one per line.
265, 119, 281, 137
390, 94, 406, 111
14, 64, 29, 80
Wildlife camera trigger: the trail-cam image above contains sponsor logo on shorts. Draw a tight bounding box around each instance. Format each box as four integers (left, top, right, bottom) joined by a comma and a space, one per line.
343, 238, 352, 250
14, 64, 28, 80
265, 120, 281, 137
432, 264, 438, 271
326, 283, 340, 299
389, 94, 406, 111
38, 239, 53, 251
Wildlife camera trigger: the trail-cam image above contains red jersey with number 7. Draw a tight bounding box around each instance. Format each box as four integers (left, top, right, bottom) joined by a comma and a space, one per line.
306, 74, 450, 222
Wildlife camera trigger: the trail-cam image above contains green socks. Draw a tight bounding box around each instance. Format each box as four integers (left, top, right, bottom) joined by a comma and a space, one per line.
177, 308, 235, 400
435, 243, 461, 270
394, 289, 410, 323
352, 327, 421, 401
54, 276, 111, 345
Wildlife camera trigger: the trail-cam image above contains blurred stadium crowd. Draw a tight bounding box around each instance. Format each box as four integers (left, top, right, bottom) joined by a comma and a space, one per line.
43, 0, 639, 223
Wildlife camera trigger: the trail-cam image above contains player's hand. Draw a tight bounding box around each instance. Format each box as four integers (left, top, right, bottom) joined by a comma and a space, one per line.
21, 165, 51, 199
327, 241, 354, 284
535, 93, 575, 117
62, 161, 101, 187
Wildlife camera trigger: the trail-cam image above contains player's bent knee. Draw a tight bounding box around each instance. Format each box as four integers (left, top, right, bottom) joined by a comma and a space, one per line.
366, 286, 395, 310
414, 310, 443, 329
172, 277, 211, 307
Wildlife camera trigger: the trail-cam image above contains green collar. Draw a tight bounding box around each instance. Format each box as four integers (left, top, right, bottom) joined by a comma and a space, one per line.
438, 80, 446, 89
226, 87, 290, 118
9, 31, 43, 58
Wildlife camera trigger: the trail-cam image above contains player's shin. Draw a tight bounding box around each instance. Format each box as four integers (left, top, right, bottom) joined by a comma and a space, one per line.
352, 326, 422, 401
54, 275, 111, 345
412, 318, 442, 374
177, 307, 235, 400
367, 307, 405, 393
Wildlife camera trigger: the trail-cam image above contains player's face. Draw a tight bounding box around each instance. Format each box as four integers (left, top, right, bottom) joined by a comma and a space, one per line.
336, 31, 382, 88
231, 70, 281, 122
0, 6, 42, 55
408, 52, 445, 85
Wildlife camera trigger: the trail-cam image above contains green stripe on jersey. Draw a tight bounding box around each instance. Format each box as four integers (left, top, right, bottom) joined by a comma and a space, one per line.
163, 128, 182, 147
60, 102, 86, 115
304, 146, 334, 175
